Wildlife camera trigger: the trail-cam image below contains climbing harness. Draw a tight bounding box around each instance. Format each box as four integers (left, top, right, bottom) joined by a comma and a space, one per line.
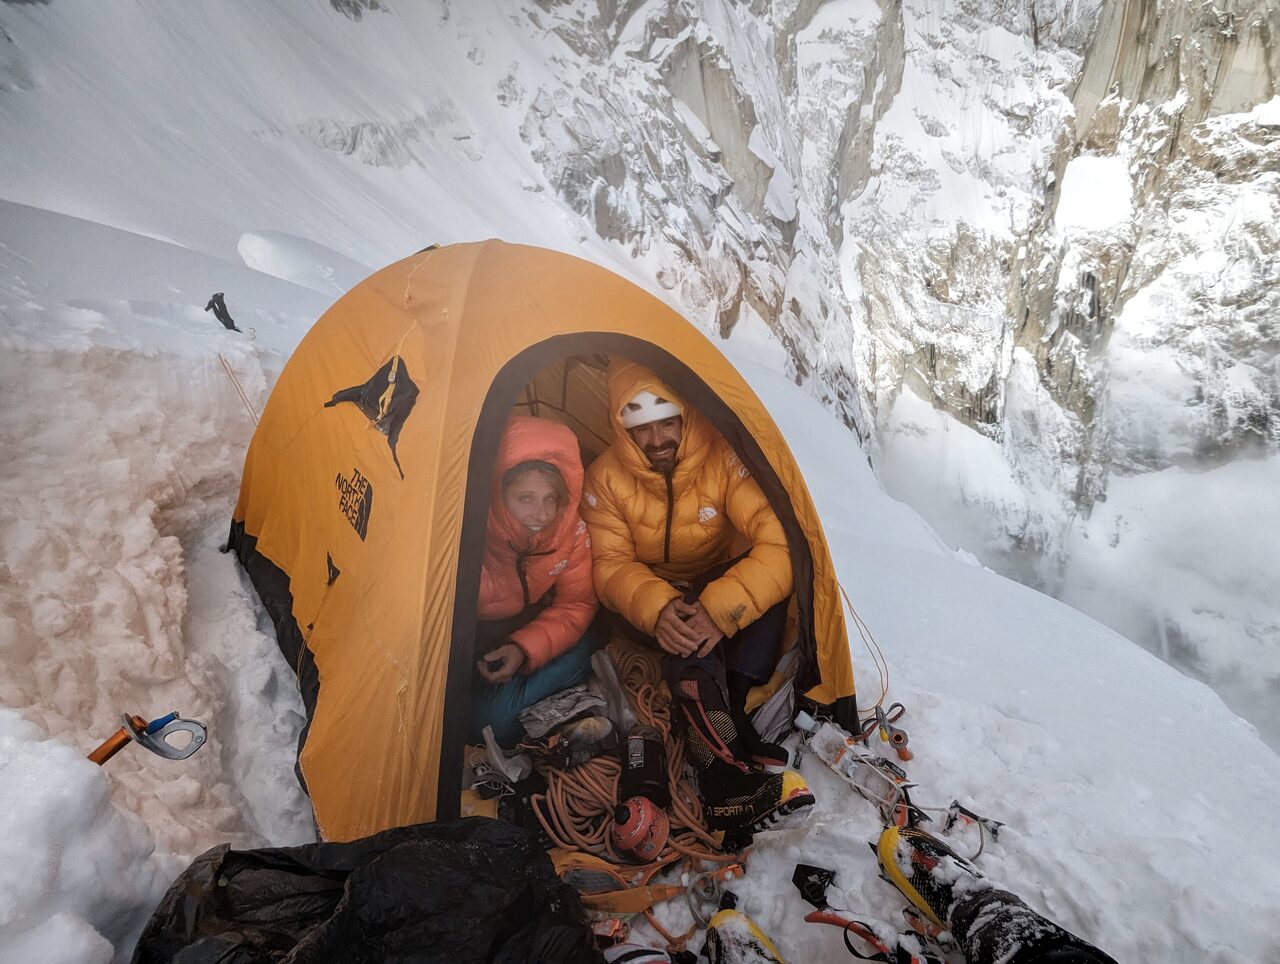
554, 847, 745, 952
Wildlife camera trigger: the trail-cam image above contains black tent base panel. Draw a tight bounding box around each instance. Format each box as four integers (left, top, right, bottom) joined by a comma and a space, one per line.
228, 520, 318, 796
798, 693, 859, 736
828, 694, 859, 733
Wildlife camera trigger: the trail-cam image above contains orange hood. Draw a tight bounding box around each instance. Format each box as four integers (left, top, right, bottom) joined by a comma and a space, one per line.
487, 415, 584, 553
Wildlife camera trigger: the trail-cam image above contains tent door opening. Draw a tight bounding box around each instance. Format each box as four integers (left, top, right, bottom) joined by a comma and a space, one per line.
439, 335, 820, 819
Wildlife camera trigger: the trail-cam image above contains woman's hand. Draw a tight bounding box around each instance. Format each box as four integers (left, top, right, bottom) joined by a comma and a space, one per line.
477, 642, 527, 684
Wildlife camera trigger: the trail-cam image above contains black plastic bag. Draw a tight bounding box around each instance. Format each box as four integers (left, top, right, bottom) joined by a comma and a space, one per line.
131, 817, 602, 964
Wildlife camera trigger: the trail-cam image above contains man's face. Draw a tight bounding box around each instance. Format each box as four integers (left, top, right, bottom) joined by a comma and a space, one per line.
628, 416, 683, 472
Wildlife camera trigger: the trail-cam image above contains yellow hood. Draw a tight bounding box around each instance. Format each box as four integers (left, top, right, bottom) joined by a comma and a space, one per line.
606, 359, 715, 487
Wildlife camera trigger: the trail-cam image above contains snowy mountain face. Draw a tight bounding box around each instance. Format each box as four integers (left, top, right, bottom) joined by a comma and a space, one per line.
495, 0, 1280, 749
866, 0, 1280, 749
2, 1, 1280, 961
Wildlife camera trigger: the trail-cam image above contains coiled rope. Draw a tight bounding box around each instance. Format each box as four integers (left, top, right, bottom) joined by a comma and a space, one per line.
531, 640, 732, 863
530, 639, 739, 950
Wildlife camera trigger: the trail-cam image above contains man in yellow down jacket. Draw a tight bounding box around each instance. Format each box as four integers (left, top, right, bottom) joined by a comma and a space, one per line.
582, 360, 814, 835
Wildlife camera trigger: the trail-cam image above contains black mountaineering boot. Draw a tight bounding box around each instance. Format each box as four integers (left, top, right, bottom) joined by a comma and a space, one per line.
696, 757, 816, 837
675, 669, 814, 836
876, 823, 986, 930
876, 825, 1119, 964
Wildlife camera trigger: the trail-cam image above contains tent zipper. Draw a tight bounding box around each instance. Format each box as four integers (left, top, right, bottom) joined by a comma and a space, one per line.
663, 470, 674, 564
511, 542, 554, 608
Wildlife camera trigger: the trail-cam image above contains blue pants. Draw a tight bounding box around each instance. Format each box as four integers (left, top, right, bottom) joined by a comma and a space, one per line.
467, 612, 605, 747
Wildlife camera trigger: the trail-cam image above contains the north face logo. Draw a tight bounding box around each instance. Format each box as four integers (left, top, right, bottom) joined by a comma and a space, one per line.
549, 559, 568, 577
336, 467, 374, 540
698, 506, 718, 523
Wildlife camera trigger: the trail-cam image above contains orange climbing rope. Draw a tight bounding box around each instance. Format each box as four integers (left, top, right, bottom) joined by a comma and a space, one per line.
530, 639, 739, 950
531, 639, 731, 862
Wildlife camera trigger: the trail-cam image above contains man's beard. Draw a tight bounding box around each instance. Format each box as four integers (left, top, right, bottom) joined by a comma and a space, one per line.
645, 444, 677, 472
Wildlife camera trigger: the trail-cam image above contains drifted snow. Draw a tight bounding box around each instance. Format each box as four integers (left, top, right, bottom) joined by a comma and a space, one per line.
0, 710, 175, 962
1243, 94, 1280, 124
236, 231, 373, 296
0, 206, 317, 959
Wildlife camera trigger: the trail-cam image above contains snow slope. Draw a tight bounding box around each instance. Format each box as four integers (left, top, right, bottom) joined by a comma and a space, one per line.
7, 266, 1280, 960
726, 352, 1280, 962
0, 0, 649, 296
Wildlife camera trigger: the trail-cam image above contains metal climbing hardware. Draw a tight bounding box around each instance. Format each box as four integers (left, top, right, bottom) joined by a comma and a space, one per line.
87, 711, 208, 766
794, 711, 917, 825
376, 355, 399, 423
943, 800, 1003, 841
791, 862, 946, 964
874, 705, 912, 762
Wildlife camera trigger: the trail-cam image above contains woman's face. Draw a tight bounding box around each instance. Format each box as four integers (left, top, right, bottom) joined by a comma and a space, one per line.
503, 471, 561, 532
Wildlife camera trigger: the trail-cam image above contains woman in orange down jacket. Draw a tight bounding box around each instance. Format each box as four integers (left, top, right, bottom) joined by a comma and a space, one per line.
468, 415, 601, 747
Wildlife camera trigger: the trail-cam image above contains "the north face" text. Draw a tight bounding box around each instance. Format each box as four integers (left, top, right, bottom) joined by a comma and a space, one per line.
336, 467, 374, 540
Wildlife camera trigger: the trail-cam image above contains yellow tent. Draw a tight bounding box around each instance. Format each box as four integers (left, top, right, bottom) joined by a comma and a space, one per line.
231, 241, 856, 842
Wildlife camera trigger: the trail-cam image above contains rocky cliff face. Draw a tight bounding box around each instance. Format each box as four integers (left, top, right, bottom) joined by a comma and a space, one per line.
502, 0, 1093, 451
1013, 0, 1278, 499
495, 0, 1279, 746
514, 0, 874, 438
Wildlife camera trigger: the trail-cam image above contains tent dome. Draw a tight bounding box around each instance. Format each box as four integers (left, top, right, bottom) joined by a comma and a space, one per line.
231, 241, 856, 841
